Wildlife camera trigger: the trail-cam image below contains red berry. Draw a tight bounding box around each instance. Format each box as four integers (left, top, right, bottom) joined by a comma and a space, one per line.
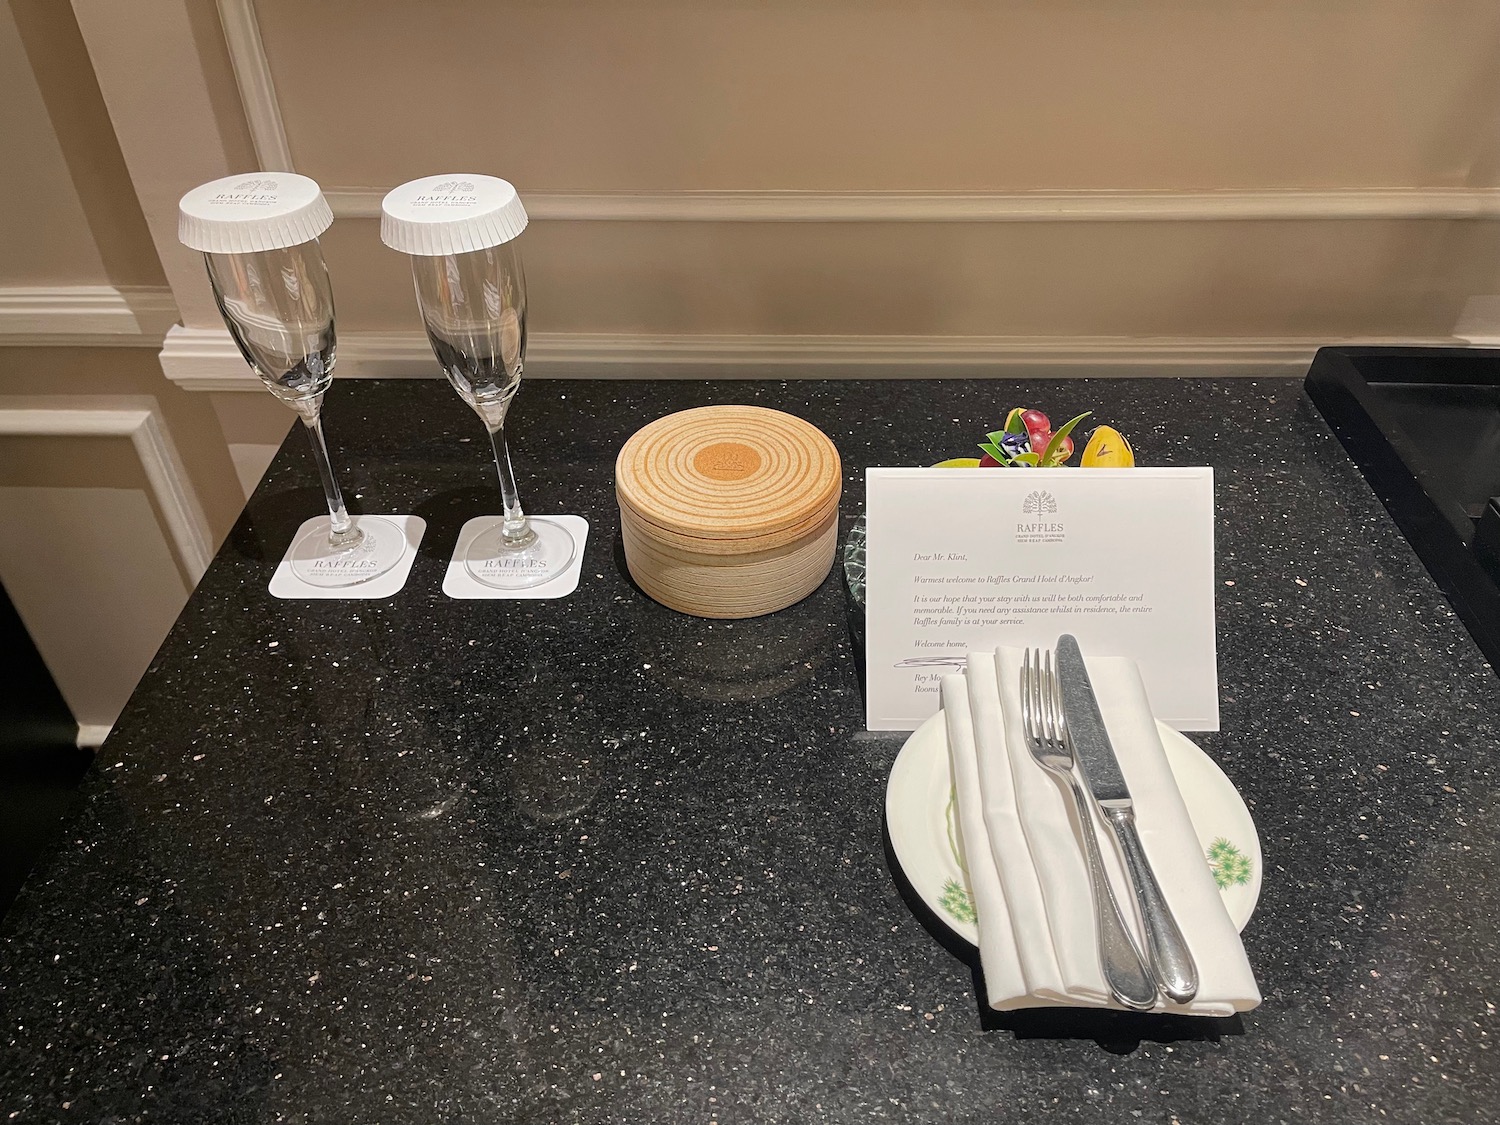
978, 452, 1001, 467
1020, 408, 1051, 435
1027, 430, 1077, 462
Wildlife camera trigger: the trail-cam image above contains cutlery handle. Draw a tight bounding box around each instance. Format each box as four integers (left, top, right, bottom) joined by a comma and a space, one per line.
1104, 805, 1199, 1004
1067, 780, 1157, 1011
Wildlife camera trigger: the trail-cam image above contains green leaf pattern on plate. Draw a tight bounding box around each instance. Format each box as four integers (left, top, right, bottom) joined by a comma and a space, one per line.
940, 878, 978, 924
945, 790, 965, 871
943, 788, 1254, 914
941, 790, 978, 923
1207, 837, 1253, 888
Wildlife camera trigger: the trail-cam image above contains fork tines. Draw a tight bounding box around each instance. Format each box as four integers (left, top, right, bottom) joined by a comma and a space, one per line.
1021, 646, 1064, 748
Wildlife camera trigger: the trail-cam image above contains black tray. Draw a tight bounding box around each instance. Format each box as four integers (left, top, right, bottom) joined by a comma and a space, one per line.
1305, 345, 1500, 669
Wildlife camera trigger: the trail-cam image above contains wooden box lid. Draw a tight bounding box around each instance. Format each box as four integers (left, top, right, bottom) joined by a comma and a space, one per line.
615, 405, 842, 554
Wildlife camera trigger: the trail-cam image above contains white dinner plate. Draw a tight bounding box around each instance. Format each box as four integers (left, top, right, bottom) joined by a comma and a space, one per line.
885, 710, 1262, 947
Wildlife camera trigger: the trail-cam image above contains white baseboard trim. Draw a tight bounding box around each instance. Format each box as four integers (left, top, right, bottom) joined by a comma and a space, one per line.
324, 187, 1500, 224
162, 326, 450, 389
0, 286, 177, 347
0, 396, 214, 582
159, 324, 1459, 389
76, 723, 113, 749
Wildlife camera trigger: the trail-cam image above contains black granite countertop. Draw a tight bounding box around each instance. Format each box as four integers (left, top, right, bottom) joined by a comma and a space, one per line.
3, 378, 1499, 1124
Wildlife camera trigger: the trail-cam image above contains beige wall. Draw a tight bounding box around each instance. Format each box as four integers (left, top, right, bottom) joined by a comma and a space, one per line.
0, 3, 244, 739
6, 0, 1500, 735
0, 1, 107, 285
240, 0, 1500, 345
5, 0, 169, 290
261, 1, 1500, 192
313, 214, 1500, 341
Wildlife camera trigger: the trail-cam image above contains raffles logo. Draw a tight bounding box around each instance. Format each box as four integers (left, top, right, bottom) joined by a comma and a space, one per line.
1016, 490, 1064, 543
212, 178, 281, 205
413, 180, 479, 207
478, 556, 547, 573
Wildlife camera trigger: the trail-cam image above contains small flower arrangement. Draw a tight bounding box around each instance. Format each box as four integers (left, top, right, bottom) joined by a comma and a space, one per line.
980, 407, 1090, 467
936, 408, 1136, 468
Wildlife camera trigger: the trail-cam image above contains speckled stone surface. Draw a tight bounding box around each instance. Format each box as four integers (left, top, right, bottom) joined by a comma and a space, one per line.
3, 378, 1499, 1124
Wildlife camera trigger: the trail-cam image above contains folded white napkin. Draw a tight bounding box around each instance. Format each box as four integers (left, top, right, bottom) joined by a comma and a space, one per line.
942, 647, 1260, 1015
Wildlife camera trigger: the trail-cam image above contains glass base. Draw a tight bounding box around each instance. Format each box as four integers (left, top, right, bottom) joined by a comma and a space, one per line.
289, 514, 406, 588
463, 516, 577, 590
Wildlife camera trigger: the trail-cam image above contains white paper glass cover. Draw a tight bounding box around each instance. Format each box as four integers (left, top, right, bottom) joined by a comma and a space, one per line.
379, 175, 529, 256
177, 173, 333, 255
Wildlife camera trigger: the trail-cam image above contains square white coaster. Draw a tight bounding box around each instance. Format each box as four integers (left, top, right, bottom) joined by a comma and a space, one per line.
269, 514, 426, 600
442, 515, 589, 600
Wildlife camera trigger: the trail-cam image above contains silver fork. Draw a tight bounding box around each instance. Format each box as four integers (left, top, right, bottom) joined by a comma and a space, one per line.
1020, 648, 1158, 1011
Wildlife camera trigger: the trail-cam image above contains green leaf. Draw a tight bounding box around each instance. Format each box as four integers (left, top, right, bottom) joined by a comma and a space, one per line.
1040, 411, 1091, 466
1207, 837, 1237, 861
1011, 452, 1039, 466
978, 441, 1005, 461
940, 878, 978, 924
1206, 837, 1253, 889
1003, 408, 1028, 436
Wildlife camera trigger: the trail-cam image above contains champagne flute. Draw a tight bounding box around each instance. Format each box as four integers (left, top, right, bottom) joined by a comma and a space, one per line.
381, 175, 575, 589
179, 173, 404, 587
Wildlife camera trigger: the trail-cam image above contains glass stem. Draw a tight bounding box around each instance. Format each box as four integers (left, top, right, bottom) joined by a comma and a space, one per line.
486, 423, 535, 547
300, 412, 363, 549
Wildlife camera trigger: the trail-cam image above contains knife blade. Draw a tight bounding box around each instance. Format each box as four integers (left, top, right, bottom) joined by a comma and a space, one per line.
1055, 634, 1199, 1004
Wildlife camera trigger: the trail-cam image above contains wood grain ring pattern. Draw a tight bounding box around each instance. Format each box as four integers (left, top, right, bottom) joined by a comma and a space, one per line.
616, 405, 840, 546
614, 404, 842, 618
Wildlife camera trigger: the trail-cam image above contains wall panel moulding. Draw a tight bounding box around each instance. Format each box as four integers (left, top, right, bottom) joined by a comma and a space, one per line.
325, 187, 1500, 225
159, 324, 1461, 388
0, 286, 177, 347
0, 397, 213, 582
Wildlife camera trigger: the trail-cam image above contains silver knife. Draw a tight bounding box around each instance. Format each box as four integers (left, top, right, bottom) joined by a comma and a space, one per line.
1055, 634, 1199, 1004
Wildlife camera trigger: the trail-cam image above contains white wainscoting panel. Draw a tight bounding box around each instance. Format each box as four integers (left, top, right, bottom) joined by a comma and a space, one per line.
0, 286, 177, 347
0, 485, 188, 733
0, 398, 214, 583
0, 397, 218, 739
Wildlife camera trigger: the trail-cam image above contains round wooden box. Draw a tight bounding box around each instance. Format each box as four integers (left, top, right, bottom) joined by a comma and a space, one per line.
615, 405, 842, 619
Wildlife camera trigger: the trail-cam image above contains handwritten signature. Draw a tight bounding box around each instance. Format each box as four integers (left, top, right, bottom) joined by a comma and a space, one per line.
893, 655, 966, 669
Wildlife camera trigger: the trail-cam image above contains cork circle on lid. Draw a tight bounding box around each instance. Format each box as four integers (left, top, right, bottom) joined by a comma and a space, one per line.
615, 405, 842, 549
693, 441, 763, 482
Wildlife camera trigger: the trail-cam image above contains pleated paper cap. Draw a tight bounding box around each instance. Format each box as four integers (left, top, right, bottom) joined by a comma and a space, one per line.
178, 173, 333, 254
379, 174, 529, 256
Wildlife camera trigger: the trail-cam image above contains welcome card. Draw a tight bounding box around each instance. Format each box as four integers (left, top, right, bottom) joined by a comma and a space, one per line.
864, 467, 1217, 731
